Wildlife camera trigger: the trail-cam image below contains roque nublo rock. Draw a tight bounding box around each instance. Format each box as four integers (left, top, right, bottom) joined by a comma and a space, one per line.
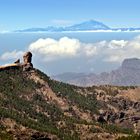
22, 51, 33, 71
0, 51, 33, 71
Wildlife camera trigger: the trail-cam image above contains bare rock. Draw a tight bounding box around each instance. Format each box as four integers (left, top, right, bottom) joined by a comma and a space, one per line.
23, 63, 33, 71
23, 52, 32, 64
14, 59, 20, 64
31, 132, 51, 140
22, 52, 33, 71
97, 114, 107, 123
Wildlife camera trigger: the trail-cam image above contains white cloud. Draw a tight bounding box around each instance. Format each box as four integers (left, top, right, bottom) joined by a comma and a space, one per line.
1, 35, 140, 65
108, 40, 128, 49
103, 35, 140, 62
0, 50, 24, 61
29, 37, 97, 61
81, 44, 97, 57
27, 35, 140, 63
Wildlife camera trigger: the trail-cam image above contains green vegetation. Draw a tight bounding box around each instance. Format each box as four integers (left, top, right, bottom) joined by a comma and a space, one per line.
49, 81, 99, 114
116, 134, 140, 140
0, 125, 13, 140
0, 68, 138, 140
0, 69, 79, 140
99, 124, 133, 134
37, 70, 100, 114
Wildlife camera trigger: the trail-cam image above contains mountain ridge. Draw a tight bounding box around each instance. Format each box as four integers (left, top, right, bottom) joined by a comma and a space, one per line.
15, 20, 140, 32
53, 58, 140, 86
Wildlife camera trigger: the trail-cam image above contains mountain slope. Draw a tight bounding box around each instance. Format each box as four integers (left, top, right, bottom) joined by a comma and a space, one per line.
64, 20, 110, 31
0, 68, 140, 140
15, 20, 110, 32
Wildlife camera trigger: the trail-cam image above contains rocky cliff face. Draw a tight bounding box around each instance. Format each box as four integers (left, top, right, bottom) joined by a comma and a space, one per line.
53, 58, 140, 86
107, 58, 140, 86
122, 58, 140, 70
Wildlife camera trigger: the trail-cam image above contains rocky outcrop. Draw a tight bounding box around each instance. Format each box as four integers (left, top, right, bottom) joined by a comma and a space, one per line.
14, 59, 20, 64
122, 58, 140, 70
0, 51, 33, 71
94, 88, 140, 134
0, 64, 20, 71
22, 52, 33, 71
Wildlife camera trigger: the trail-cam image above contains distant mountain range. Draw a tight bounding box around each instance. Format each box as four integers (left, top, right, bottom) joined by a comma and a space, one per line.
52, 58, 140, 86
15, 20, 140, 32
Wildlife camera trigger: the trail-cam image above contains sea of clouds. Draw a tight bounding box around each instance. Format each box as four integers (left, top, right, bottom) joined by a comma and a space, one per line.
1, 35, 140, 74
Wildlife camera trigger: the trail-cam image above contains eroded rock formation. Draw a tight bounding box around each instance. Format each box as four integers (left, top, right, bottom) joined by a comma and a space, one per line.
0, 51, 33, 71
23, 52, 32, 63
22, 51, 33, 71
14, 59, 20, 64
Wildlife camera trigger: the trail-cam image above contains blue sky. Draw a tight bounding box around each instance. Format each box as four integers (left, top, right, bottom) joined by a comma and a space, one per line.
0, 0, 140, 31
